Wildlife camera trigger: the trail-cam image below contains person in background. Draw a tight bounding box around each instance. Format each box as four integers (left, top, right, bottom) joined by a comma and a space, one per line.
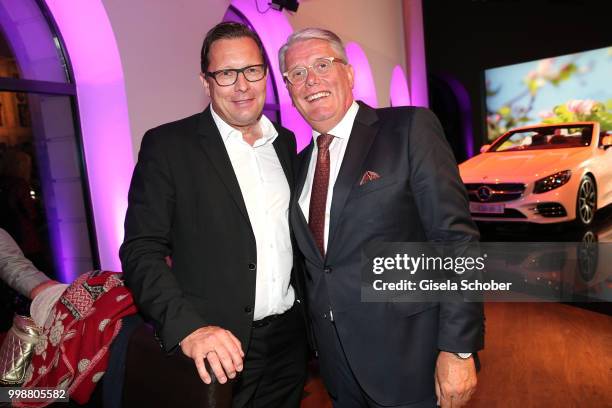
0, 150, 43, 266
279, 28, 484, 408
0, 227, 58, 301
0, 228, 131, 407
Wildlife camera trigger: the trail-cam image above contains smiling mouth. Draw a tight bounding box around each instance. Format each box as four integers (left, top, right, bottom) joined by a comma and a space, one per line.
232, 100, 255, 108
305, 91, 331, 102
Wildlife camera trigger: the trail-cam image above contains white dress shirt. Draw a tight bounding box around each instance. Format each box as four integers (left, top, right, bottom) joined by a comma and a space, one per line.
211, 106, 295, 320
298, 101, 360, 252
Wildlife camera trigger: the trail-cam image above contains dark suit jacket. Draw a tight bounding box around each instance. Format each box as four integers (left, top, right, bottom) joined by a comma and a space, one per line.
120, 107, 302, 353
292, 102, 484, 406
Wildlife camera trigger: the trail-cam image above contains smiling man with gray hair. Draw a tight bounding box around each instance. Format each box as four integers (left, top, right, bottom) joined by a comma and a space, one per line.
279, 27, 484, 408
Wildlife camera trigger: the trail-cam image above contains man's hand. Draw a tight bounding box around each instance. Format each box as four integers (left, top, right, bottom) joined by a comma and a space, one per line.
435, 351, 477, 407
180, 326, 245, 384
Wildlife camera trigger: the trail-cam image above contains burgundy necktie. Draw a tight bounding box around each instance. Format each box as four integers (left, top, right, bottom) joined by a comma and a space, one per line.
309, 134, 334, 257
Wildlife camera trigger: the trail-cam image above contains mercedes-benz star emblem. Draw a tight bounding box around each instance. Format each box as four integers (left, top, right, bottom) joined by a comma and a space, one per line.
477, 186, 493, 202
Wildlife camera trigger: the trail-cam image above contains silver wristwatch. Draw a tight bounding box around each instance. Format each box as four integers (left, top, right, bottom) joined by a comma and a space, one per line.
455, 352, 473, 359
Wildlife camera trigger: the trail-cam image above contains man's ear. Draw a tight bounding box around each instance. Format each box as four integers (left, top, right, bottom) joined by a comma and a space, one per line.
283, 77, 295, 108
347, 64, 355, 89
284, 81, 296, 107
200, 73, 211, 98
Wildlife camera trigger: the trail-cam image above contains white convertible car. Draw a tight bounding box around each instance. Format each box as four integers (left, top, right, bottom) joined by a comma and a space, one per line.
459, 122, 612, 226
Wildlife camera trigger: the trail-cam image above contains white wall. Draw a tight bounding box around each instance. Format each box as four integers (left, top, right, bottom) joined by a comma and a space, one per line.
286, 0, 407, 109
102, 0, 229, 156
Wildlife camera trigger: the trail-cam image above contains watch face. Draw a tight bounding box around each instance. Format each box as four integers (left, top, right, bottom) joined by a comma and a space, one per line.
457, 352, 473, 359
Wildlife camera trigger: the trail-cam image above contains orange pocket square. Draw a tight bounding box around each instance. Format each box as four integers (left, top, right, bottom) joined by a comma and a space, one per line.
359, 170, 381, 186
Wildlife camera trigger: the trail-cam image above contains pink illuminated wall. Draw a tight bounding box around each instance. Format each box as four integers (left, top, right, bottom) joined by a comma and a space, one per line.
390, 65, 411, 106
231, 1, 386, 149
230, 0, 312, 150
402, 0, 429, 107
44, 0, 133, 275
345, 42, 378, 108
231, 1, 409, 148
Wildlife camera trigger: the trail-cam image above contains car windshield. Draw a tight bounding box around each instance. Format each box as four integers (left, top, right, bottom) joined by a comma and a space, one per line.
490, 125, 593, 152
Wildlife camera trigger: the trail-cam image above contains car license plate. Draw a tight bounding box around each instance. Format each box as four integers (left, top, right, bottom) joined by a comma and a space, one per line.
470, 202, 505, 214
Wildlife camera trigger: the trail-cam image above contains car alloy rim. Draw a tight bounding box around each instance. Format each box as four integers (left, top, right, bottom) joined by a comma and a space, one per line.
578, 178, 595, 224
578, 230, 597, 281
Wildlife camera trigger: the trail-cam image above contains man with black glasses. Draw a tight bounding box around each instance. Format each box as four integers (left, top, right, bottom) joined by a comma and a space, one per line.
120, 22, 307, 408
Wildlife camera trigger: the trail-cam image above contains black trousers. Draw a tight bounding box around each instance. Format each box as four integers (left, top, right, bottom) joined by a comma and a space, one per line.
232, 304, 308, 408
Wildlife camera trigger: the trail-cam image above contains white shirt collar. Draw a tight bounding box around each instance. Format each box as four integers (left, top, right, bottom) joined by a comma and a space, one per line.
210, 104, 278, 147
312, 101, 360, 141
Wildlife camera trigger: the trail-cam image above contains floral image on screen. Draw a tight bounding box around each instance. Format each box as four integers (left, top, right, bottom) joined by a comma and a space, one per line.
485, 46, 612, 141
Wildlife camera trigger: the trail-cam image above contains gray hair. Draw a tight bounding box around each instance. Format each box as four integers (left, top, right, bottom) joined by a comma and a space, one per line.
278, 28, 348, 74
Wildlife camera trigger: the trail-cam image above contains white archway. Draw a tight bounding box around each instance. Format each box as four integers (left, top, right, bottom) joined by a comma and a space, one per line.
44, 0, 133, 272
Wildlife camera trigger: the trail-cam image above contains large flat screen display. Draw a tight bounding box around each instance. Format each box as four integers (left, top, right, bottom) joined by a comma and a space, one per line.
485, 46, 612, 141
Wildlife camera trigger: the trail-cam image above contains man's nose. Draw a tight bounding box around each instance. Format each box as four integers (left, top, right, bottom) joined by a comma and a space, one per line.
234, 71, 250, 91
305, 67, 320, 86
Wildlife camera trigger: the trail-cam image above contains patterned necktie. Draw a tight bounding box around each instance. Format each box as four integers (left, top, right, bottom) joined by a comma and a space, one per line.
309, 133, 334, 257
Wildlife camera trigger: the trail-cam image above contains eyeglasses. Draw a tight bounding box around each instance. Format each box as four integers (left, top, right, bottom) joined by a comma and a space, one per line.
205, 64, 267, 86
283, 57, 347, 86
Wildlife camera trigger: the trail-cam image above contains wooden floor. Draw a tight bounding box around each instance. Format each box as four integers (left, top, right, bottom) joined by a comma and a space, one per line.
301, 303, 612, 408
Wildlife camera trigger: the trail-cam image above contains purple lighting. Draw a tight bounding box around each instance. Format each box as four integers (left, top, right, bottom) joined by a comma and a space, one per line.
403, 0, 429, 107
439, 74, 474, 158
230, 0, 312, 151
345, 42, 378, 108
390, 65, 411, 106
44, 0, 133, 276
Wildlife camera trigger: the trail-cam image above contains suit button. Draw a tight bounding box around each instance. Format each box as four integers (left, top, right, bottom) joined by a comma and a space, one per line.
248, 263, 256, 270
244, 306, 252, 313
154, 332, 164, 349
324, 267, 332, 274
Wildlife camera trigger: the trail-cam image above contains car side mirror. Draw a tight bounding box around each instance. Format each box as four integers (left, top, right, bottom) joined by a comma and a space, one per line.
480, 144, 491, 153
601, 135, 612, 149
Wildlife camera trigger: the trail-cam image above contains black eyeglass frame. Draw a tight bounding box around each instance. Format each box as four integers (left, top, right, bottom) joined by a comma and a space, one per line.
204, 63, 268, 87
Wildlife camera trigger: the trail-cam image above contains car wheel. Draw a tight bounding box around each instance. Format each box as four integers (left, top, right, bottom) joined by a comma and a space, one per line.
575, 176, 597, 226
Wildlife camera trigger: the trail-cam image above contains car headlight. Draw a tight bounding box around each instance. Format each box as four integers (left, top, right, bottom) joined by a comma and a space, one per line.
533, 170, 572, 194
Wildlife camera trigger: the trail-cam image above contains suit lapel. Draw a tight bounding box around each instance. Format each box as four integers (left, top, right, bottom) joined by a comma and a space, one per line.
292, 142, 323, 262
327, 103, 379, 255
197, 107, 250, 223
272, 130, 293, 194
295, 142, 313, 209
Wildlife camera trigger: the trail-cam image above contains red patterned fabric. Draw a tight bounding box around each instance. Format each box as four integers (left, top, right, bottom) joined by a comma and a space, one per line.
17, 271, 136, 407
309, 134, 334, 257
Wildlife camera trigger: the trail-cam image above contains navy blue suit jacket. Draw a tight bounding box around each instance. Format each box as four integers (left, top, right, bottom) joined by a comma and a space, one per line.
292, 102, 484, 405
